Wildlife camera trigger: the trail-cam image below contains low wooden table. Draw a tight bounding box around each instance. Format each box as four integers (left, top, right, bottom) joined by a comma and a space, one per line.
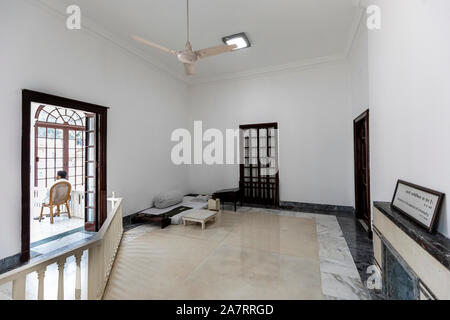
182, 210, 220, 230
213, 188, 241, 212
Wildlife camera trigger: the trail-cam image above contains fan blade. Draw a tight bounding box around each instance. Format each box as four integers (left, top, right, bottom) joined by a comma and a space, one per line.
132, 35, 177, 55
184, 63, 196, 76
195, 44, 237, 59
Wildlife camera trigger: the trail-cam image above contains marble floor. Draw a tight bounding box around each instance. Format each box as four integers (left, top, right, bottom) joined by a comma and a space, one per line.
272, 205, 383, 299
31, 231, 94, 258
1, 206, 375, 300
30, 211, 85, 244
105, 208, 371, 300
336, 216, 385, 299
239, 207, 371, 300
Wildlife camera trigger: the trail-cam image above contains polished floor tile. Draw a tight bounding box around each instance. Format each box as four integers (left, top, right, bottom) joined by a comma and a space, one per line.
1, 207, 372, 300
103, 210, 323, 300
321, 272, 370, 300
172, 245, 322, 300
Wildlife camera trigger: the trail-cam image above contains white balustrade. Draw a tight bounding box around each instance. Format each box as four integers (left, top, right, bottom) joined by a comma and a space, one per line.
0, 199, 124, 300
57, 258, 66, 300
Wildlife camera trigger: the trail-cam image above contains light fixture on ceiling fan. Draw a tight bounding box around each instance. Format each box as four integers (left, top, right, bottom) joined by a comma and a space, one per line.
132, 0, 238, 76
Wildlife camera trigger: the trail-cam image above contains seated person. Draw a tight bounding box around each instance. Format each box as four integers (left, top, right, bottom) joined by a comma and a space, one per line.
42, 170, 71, 205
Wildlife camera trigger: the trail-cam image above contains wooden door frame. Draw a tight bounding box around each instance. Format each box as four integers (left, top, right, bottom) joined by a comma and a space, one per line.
239, 122, 280, 206
21, 90, 108, 262
353, 109, 372, 238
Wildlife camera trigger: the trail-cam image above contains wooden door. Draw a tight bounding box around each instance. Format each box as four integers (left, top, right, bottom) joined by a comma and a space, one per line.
240, 123, 279, 206
354, 110, 372, 237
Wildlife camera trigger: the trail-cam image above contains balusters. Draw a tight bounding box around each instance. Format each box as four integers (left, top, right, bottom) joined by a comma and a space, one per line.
12, 277, 26, 300
36, 267, 47, 300
57, 258, 66, 300
0, 200, 123, 301
74, 252, 83, 300
88, 244, 101, 300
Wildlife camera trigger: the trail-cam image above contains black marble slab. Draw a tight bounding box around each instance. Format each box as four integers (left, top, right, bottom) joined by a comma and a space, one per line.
374, 202, 450, 270
280, 201, 355, 214
0, 253, 21, 275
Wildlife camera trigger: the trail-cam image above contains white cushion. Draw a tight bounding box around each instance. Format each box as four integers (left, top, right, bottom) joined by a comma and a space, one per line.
153, 190, 183, 209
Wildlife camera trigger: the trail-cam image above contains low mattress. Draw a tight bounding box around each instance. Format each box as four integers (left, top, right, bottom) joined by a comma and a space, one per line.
140, 196, 208, 225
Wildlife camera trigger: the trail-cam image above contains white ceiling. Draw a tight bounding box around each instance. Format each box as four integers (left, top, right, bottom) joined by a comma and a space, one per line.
40, 0, 360, 82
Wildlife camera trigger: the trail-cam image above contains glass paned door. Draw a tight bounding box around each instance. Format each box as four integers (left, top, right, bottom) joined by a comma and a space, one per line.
33, 105, 90, 230
67, 129, 85, 189
240, 123, 279, 205
35, 127, 63, 188
85, 115, 97, 231
35, 127, 85, 188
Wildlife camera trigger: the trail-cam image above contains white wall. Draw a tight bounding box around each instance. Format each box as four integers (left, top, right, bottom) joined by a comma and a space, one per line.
348, 14, 369, 118
367, 0, 450, 237
0, 0, 189, 259
347, 10, 372, 221
187, 62, 354, 207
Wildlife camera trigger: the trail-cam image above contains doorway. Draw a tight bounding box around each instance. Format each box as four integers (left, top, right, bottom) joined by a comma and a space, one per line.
239, 123, 279, 206
30, 104, 94, 246
22, 90, 108, 262
353, 110, 372, 238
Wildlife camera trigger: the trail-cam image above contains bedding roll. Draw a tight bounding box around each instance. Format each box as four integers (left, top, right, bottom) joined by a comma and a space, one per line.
153, 190, 184, 209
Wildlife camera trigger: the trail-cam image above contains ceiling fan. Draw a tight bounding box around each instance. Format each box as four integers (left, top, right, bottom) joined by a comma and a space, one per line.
132, 0, 237, 76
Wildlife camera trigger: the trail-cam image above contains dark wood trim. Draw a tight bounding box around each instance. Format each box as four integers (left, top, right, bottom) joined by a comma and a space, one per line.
21, 92, 32, 262
353, 109, 372, 238
23, 90, 109, 113
354, 110, 368, 123
239, 122, 278, 130
34, 121, 86, 130
21, 90, 108, 262
391, 180, 445, 233
98, 111, 108, 230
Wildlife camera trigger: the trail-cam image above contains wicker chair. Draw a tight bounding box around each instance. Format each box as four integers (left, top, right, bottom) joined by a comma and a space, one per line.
39, 181, 72, 224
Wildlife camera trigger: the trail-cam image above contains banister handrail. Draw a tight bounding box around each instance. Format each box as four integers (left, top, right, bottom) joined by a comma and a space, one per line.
0, 198, 123, 286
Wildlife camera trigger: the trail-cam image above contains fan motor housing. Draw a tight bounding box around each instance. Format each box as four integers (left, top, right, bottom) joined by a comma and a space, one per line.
177, 50, 198, 64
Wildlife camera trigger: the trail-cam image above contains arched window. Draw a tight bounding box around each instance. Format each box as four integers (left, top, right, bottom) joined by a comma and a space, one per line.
34, 105, 87, 189
36, 105, 86, 127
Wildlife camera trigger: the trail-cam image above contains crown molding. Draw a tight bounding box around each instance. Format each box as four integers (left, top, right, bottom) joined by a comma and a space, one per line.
29, 0, 188, 84
345, 5, 366, 59
188, 54, 347, 86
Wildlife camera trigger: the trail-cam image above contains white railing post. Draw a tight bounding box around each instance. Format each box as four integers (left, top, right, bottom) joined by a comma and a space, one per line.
12, 277, 26, 300
98, 241, 105, 297
74, 252, 83, 300
87, 246, 96, 300
37, 267, 47, 300
57, 258, 66, 300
